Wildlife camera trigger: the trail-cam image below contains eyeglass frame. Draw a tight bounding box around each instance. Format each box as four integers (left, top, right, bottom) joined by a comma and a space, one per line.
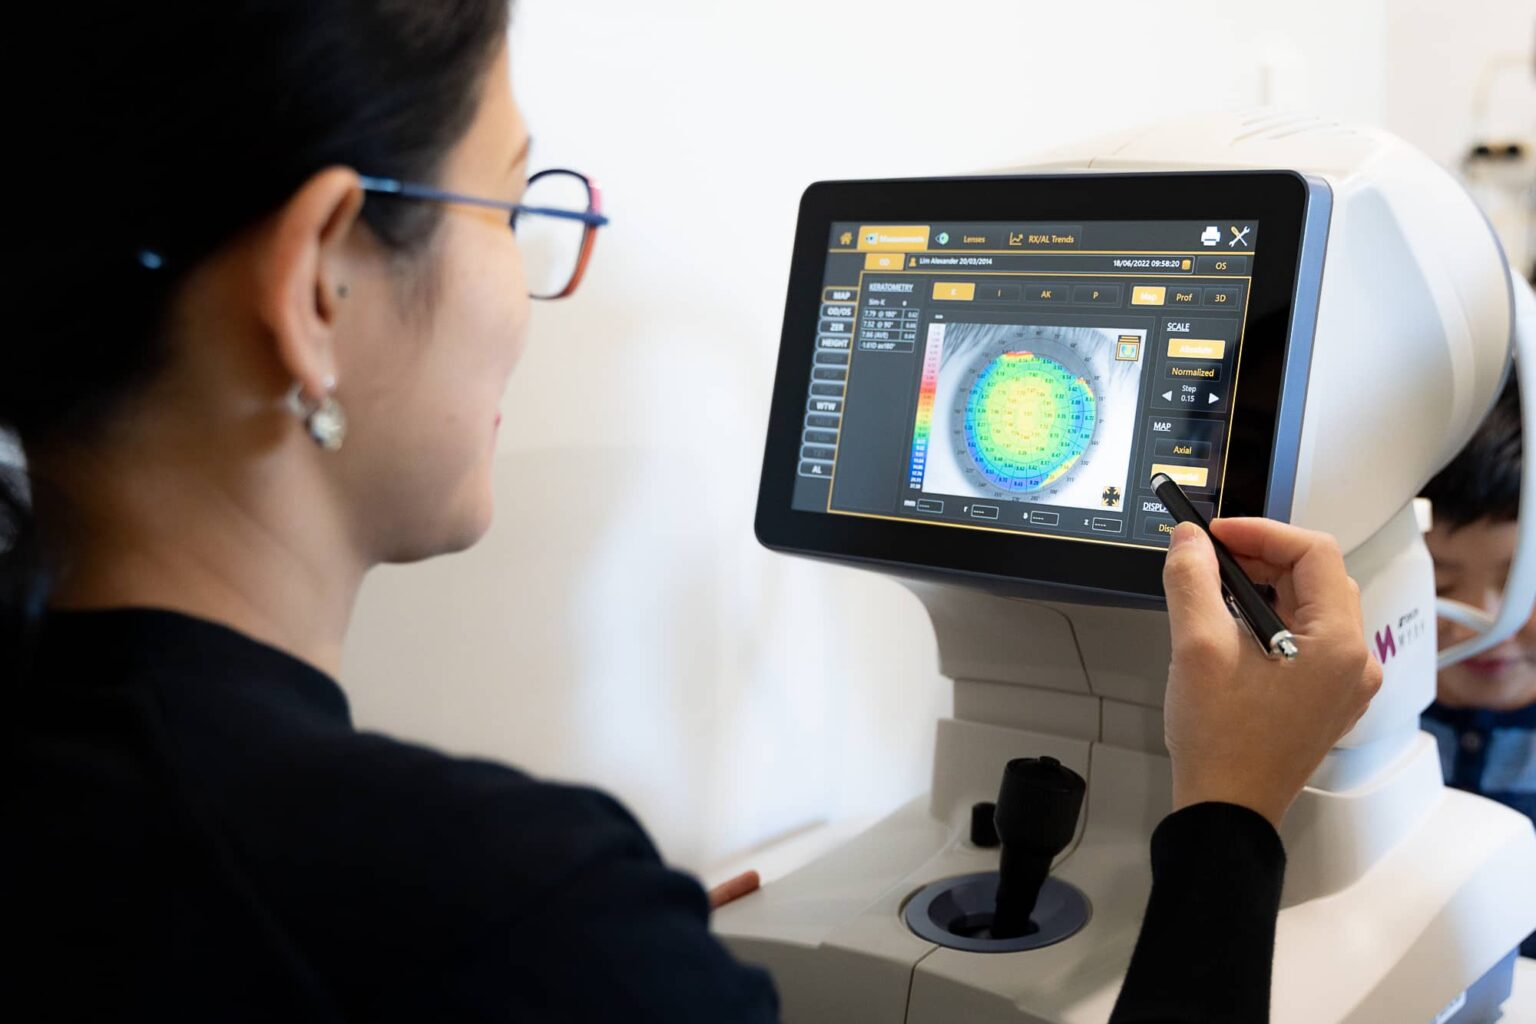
357, 167, 608, 300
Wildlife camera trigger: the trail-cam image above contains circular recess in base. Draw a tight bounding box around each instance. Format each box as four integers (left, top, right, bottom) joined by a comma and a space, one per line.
903, 871, 1090, 953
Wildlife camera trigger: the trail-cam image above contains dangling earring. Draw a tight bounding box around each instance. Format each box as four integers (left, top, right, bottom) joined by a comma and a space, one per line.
285, 378, 347, 451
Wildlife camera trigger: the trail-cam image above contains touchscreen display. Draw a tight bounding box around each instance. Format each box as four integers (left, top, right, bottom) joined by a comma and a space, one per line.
789, 219, 1260, 550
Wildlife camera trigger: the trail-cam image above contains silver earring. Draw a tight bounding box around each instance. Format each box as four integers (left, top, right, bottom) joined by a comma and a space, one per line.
285, 380, 347, 451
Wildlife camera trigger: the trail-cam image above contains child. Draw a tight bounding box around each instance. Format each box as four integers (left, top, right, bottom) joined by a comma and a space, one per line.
1420, 374, 1536, 958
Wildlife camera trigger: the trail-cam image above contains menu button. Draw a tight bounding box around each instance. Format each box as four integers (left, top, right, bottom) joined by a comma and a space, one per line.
1072, 285, 1122, 305
1195, 254, 1250, 275
1153, 439, 1213, 460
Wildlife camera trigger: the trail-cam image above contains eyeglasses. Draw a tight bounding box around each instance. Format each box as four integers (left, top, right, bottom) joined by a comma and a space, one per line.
358, 168, 608, 300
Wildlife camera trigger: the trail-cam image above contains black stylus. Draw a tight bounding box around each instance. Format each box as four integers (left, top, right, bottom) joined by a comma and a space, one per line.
1150, 472, 1299, 661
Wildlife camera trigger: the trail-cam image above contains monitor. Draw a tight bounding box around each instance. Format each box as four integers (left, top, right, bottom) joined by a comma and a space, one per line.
754, 171, 1325, 602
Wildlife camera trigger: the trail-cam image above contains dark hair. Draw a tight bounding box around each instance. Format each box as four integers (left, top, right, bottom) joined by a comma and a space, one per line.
1421, 372, 1522, 530
1, 1, 510, 636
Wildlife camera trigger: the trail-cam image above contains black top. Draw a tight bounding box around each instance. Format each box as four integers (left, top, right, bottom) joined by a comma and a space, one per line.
6, 608, 1284, 1022
1110, 803, 1286, 1023
6, 609, 778, 1022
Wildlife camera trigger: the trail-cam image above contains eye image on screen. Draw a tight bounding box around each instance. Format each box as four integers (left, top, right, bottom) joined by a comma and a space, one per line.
915, 323, 1147, 512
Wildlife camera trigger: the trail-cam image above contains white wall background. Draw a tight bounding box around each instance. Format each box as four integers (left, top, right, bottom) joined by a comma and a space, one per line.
342, 0, 1530, 877
1383, 0, 1533, 168
1382, 0, 1535, 271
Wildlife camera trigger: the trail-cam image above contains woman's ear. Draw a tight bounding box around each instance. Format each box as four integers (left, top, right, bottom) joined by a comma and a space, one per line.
252, 167, 367, 398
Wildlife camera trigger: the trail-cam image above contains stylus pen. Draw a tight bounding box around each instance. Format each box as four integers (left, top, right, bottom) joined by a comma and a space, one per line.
1150, 472, 1299, 661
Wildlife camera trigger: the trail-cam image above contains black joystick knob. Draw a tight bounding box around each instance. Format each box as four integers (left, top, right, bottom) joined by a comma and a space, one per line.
991, 755, 1086, 939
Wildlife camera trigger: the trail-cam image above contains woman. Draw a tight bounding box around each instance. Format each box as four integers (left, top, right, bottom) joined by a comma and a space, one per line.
5, 2, 1380, 1020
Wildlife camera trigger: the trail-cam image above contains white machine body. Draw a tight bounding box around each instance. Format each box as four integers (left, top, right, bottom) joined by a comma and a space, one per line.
718, 112, 1536, 1022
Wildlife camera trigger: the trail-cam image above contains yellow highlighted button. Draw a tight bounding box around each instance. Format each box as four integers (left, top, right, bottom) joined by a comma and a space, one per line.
856, 225, 931, 251
864, 252, 908, 271
1150, 463, 1210, 488
1166, 338, 1227, 359
932, 282, 976, 301
1131, 286, 1167, 305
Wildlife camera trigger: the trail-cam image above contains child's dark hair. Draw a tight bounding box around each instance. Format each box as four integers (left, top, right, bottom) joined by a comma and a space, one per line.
1422, 373, 1522, 529
0, 1, 510, 635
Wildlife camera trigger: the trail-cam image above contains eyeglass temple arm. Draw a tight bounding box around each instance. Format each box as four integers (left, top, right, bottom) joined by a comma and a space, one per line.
357, 175, 609, 227
517, 204, 610, 228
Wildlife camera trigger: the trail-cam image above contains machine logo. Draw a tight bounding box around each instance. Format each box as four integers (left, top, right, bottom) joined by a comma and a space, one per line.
1374, 607, 1426, 664
1375, 626, 1396, 662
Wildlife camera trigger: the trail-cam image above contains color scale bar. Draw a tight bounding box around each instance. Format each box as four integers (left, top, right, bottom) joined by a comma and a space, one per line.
908, 323, 946, 488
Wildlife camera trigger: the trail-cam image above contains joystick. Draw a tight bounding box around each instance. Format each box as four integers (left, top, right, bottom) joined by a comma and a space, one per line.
902, 754, 1092, 952
991, 756, 1086, 939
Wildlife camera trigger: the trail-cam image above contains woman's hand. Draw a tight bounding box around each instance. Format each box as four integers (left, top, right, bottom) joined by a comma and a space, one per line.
708, 870, 760, 911
1162, 518, 1384, 830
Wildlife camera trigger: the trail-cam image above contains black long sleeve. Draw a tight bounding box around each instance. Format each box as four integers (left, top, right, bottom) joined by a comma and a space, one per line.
7, 608, 778, 1022
1110, 802, 1286, 1024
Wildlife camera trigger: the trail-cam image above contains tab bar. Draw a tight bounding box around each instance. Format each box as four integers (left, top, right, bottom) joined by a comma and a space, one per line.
856, 225, 931, 251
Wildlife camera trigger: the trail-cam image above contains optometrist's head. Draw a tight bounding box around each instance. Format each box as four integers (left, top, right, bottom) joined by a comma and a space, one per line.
4, 2, 563, 616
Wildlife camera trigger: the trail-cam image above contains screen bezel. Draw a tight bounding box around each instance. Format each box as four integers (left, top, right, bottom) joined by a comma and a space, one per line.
754, 171, 1312, 602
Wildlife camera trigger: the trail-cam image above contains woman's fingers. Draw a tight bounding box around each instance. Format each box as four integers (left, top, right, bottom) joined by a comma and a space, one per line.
708, 870, 760, 911
1209, 518, 1356, 632
1162, 523, 1234, 656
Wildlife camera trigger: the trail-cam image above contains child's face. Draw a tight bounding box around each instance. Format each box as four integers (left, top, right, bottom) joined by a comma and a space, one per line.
1428, 517, 1536, 711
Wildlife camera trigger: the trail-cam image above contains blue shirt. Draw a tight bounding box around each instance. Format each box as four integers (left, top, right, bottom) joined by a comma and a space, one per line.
1422, 700, 1536, 958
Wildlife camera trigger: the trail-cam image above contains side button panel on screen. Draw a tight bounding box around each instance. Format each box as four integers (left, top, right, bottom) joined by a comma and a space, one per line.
799, 291, 859, 479
1141, 418, 1224, 498
1154, 317, 1237, 413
